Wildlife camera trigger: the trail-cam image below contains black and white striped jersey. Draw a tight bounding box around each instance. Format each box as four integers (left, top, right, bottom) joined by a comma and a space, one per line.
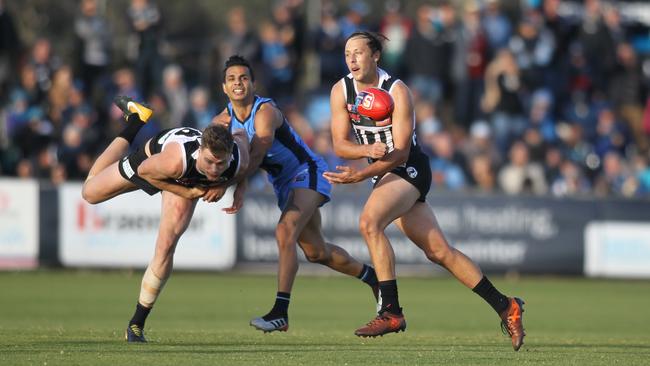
341, 68, 420, 164
149, 127, 241, 187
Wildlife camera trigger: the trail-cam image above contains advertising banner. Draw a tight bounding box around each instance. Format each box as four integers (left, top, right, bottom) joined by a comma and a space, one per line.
237, 190, 650, 275
585, 221, 650, 278
0, 179, 39, 269
59, 183, 236, 270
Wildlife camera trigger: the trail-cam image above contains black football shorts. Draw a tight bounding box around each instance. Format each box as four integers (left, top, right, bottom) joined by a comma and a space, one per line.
117, 141, 161, 195
372, 149, 432, 202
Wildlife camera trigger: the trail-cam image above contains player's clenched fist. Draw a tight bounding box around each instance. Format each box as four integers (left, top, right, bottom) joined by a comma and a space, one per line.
366, 142, 388, 159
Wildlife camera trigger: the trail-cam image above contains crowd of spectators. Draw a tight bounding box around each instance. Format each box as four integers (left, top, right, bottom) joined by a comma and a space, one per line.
1, 0, 650, 198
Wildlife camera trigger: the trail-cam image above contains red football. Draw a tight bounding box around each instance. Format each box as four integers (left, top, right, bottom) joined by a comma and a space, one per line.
356, 87, 394, 121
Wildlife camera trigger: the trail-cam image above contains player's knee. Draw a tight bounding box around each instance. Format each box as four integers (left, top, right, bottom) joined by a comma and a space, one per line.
275, 221, 298, 248
358, 215, 382, 241
303, 247, 330, 264
424, 245, 451, 265
81, 184, 101, 204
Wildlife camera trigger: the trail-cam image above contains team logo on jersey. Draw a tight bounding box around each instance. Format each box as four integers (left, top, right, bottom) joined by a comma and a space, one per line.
406, 166, 418, 179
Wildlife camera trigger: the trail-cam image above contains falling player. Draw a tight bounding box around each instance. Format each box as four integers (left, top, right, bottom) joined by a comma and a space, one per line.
82, 96, 249, 342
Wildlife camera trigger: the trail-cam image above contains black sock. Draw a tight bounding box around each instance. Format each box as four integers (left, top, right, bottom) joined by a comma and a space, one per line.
357, 264, 378, 286
263, 292, 290, 320
378, 280, 401, 315
118, 114, 144, 143
472, 276, 510, 315
129, 303, 151, 328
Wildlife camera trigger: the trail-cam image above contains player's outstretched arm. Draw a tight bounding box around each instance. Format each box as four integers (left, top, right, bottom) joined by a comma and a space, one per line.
214, 104, 280, 213
221, 178, 247, 214
237, 103, 281, 178
138, 142, 205, 199
231, 129, 250, 181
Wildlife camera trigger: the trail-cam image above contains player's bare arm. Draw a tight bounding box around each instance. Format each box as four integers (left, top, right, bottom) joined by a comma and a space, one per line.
245, 103, 283, 176
227, 104, 282, 213
231, 129, 250, 180
138, 142, 206, 199
220, 177, 247, 214
216, 103, 281, 213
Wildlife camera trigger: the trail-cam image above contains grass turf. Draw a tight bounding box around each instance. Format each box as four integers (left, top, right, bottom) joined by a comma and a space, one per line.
1, 271, 649, 365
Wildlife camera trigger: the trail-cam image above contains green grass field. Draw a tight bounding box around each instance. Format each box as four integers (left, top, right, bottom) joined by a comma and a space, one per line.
1, 271, 649, 365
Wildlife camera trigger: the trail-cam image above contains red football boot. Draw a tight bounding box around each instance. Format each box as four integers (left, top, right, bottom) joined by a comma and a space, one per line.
354, 310, 406, 337
500, 297, 526, 351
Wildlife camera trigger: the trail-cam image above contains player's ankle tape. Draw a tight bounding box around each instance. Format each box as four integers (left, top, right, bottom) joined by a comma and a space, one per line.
138, 266, 168, 308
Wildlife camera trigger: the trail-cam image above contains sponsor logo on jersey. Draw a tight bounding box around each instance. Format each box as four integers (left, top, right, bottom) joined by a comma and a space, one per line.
346, 103, 362, 124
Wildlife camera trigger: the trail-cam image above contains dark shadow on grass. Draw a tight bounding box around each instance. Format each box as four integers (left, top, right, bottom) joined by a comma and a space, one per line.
1, 347, 505, 356
15, 338, 650, 355
8, 336, 509, 349
527, 343, 650, 350
4, 339, 507, 354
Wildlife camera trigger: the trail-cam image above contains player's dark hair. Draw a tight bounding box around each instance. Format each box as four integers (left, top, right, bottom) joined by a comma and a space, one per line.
223, 55, 255, 82
346, 31, 389, 54
201, 124, 234, 156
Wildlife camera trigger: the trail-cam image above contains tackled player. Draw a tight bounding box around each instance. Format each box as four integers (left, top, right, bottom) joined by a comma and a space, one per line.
82, 96, 249, 342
